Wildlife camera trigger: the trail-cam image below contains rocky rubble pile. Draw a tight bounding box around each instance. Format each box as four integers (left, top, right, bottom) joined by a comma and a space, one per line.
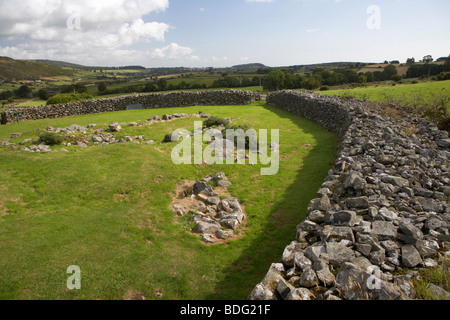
171, 173, 246, 244
249, 90, 450, 300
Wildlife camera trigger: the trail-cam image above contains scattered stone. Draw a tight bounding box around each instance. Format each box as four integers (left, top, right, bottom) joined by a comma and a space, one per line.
206, 197, 220, 205
217, 180, 232, 188
215, 229, 234, 240
213, 172, 227, 181
109, 122, 122, 132
10, 133, 22, 139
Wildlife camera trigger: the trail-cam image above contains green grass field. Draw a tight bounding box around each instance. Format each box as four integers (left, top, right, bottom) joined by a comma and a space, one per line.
317, 80, 450, 108
0, 102, 335, 300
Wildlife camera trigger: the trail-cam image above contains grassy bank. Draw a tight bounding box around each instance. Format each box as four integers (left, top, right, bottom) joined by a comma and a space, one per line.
318, 80, 450, 108
0, 102, 335, 300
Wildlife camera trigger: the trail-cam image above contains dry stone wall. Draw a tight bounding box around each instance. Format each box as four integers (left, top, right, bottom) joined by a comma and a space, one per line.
249, 90, 450, 301
1, 90, 254, 124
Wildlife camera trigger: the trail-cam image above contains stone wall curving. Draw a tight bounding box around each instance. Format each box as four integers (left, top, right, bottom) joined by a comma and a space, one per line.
1, 90, 254, 124
249, 90, 450, 301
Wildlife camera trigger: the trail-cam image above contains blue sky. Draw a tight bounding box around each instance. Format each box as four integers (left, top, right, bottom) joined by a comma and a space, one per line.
0, 0, 449, 67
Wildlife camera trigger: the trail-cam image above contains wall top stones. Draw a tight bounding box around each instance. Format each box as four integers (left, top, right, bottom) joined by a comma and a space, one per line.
250, 90, 450, 301
1, 90, 255, 125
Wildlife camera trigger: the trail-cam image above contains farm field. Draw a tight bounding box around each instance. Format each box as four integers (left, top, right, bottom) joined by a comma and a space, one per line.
317, 80, 450, 107
0, 102, 335, 300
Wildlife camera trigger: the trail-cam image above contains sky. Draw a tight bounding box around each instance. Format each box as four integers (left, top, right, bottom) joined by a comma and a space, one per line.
0, 0, 449, 68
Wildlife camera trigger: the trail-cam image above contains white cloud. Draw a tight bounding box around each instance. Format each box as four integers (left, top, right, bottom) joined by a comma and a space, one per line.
0, 0, 201, 66
150, 43, 194, 60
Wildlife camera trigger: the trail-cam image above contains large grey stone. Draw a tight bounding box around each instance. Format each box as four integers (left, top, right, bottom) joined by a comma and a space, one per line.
293, 252, 312, 272
219, 216, 241, 230
329, 211, 358, 227
401, 244, 423, 268
192, 220, 221, 234
336, 262, 401, 300
346, 197, 369, 209
311, 195, 331, 211
381, 175, 410, 188
344, 172, 366, 191
193, 181, 213, 196
248, 263, 284, 300
372, 221, 398, 240
326, 242, 355, 266
276, 278, 295, 300
313, 261, 336, 287
426, 283, 450, 300
299, 269, 319, 288
305, 245, 326, 263
397, 221, 423, 243
322, 225, 355, 245
378, 207, 398, 221
248, 283, 276, 300
281, 241, 304, 268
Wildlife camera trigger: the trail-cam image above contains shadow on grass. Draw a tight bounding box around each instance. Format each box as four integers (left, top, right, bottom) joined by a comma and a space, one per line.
204, 103, 337, 300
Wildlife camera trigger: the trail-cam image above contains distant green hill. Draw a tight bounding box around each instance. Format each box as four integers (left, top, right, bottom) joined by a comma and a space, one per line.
36, 59, 146, 70
34, 59, 87, 70
231, 63, 267, 70
0, 57, 75, 81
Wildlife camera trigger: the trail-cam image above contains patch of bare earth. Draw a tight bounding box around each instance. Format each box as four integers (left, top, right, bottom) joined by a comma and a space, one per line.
113, 193, 129, 202
1, 203, 8, 216
124, 290, 146, 300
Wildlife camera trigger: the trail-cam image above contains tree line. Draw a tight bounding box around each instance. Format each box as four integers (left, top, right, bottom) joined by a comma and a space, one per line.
262, 65, 400, 91
262, 56, 450, 91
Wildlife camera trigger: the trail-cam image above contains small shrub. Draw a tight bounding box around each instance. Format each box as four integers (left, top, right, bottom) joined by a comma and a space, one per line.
226, 123, 255, 150
338, 92, 357, 100
391, 75, 402, 82
39, 132, 64, 145
203, 116, 229, 128
226, 123, 250, 132
46, 93, 94, 105
319, 86, 330, 91
437, 72, 450, 81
